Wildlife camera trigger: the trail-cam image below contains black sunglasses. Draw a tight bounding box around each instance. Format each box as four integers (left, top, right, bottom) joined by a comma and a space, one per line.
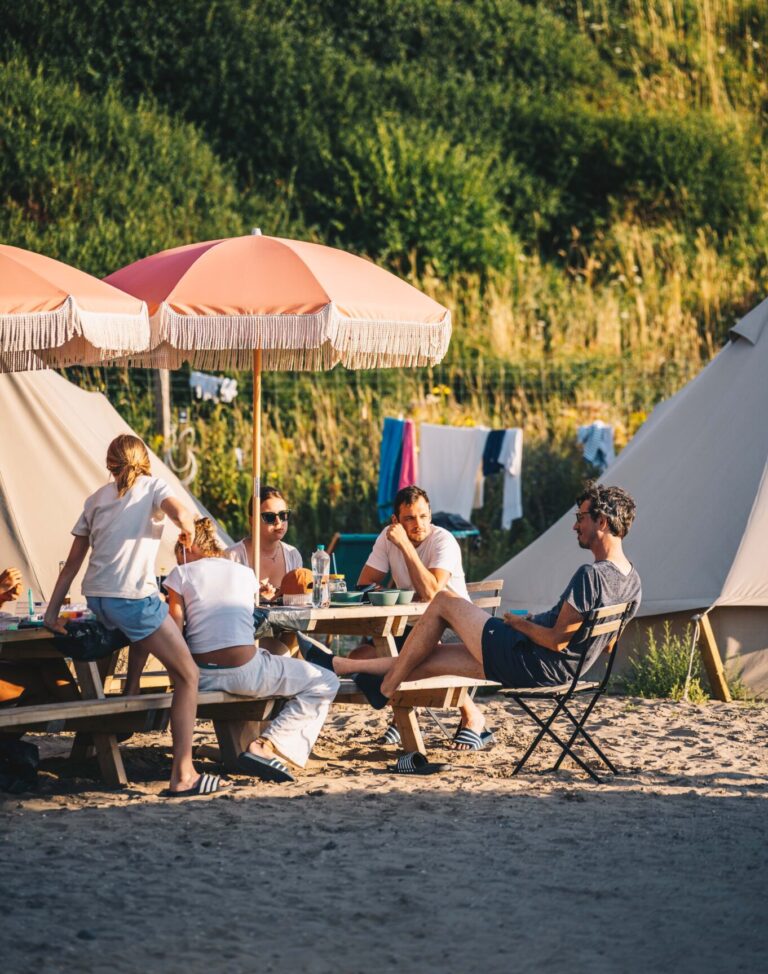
260, 510, 292, 524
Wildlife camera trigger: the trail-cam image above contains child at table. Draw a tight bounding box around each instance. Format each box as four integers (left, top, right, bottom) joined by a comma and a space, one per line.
164, 518, 338, 782
44, 434, 224, 798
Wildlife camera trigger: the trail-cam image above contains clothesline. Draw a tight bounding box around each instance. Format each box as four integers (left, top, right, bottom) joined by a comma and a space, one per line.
377, 417, 615, 528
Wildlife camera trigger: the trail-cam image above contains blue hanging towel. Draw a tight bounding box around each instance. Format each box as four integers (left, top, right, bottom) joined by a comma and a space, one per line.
377, 418, 405, 522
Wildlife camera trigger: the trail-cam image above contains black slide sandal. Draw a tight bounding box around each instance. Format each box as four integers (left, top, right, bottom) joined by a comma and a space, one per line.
389, 752, 452, 775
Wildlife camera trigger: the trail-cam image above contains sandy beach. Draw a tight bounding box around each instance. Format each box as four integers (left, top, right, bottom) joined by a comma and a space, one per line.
3, 695, 768, 974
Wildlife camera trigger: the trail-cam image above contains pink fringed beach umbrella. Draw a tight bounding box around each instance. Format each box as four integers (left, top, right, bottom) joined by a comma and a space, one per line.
0, 244, 150, 372
105, 232, 452, 585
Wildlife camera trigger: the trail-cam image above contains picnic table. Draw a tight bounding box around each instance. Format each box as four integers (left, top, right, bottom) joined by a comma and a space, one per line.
0, 601, 495, 785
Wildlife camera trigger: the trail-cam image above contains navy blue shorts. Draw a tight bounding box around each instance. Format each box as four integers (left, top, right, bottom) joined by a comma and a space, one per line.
481, 617, 573, 688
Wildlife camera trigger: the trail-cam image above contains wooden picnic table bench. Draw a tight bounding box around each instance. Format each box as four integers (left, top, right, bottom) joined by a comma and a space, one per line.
0, 586, 504, 787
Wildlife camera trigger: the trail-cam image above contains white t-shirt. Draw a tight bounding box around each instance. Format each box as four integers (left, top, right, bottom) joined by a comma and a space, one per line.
365, 525, 469, 600
72, 476, 172, 599
224, 539, 302, 573
164, 558, 258, 655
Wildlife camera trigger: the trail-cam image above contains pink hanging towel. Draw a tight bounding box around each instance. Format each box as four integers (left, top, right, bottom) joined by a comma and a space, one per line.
397, 419, 418, 489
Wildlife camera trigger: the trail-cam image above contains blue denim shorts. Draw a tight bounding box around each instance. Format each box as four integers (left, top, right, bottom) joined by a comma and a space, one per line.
86, 595, 168, 643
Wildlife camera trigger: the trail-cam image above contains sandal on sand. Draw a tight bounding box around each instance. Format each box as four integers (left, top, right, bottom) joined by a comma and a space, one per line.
448, 727, 495, 752
389, 752, 452, 776
163, 773, 227, 798
380, 723, 401, 745
236, 751, 295, 783
353, 672, 390, 710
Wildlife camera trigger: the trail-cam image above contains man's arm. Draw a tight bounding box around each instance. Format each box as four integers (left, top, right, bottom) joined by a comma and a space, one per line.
503, 599, 584, 652
357, 564, 387, 589
385, 522, 447, 601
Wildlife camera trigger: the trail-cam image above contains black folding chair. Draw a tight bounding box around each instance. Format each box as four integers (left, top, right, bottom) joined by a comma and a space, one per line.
501, 601, 636, 783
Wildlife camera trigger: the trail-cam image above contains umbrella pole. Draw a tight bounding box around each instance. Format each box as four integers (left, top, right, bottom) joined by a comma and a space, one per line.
252, 349, 262, 604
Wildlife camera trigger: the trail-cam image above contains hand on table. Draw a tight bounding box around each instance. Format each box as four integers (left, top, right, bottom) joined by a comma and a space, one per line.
0, 567, 22, 603
43, 609, 67, 635
259, 578, 277, 602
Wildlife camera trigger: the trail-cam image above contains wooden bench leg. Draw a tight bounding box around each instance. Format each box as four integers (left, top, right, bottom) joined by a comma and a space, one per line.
213, 720, 269, 772
73, 659, 128, 787
391, 706, 425, 755
70, 733, 96, 761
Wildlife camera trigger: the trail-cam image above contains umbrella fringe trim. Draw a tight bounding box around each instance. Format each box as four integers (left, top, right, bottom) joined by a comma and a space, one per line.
154, 303, 333, 351
140, 303, 451, 369
0, 296, 149, 353
0, 301, 73, 351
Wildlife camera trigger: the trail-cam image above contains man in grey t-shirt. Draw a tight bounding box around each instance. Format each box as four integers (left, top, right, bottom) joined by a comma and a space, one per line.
325, 484, 641, 743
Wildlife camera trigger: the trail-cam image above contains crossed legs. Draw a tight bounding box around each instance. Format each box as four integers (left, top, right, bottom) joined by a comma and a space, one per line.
328, 592, 493, 737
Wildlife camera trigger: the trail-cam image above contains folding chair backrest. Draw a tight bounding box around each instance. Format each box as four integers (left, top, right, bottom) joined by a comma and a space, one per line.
466, 579, 504, 615
567, 601, 636, 684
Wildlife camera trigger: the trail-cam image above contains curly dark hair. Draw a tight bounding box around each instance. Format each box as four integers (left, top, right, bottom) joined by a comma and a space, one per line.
576, 482, 636, 538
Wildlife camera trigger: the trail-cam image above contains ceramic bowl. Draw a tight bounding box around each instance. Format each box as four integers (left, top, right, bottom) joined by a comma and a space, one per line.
332, 590, 365, 604
396, 590, 415, 604
368, 590, 400, 607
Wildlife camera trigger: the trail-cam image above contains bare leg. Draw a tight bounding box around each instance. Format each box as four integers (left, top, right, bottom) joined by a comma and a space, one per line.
124, 643, 149, 696
380, 591, 490, 698
347, 644, 377, 661
133, 617, 203, 792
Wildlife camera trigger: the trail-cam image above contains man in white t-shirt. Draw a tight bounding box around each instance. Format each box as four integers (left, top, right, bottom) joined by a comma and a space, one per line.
358, 486, 468, 601
341, 486, 480, 749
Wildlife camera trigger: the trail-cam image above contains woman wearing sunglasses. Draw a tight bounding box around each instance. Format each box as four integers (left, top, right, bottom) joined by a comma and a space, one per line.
225, 487, 303, 655
225, 486, 302, 597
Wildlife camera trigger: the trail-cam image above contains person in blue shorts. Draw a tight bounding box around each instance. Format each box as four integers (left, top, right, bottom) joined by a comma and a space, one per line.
44, 435, 224, 798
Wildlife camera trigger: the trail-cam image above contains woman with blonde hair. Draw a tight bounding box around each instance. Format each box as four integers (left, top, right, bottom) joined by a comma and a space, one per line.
165, 517, 338, 783
44, 434, 225, 798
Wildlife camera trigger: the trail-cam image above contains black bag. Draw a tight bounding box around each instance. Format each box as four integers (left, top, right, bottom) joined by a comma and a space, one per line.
51, 620, 129, 662
0, 739, 39, 793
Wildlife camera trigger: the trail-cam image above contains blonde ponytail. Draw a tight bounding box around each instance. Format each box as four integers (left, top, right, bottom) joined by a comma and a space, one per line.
106, 435, 151, 497
174, 517, 224, 561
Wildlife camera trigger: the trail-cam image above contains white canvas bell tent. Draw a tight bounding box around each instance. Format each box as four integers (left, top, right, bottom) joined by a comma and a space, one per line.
491, 299, 768, 695
0, 369, 232, 603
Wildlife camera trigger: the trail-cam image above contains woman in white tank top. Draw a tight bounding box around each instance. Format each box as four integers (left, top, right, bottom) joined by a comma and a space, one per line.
165, 519, 338, 783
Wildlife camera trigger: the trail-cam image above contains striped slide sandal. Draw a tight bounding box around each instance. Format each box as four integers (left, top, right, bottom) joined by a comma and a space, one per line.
389, 752, 452, 776
236, 751, 295, 783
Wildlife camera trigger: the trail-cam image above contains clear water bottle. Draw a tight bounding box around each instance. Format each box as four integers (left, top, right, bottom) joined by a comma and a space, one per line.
311, 545, 331, 608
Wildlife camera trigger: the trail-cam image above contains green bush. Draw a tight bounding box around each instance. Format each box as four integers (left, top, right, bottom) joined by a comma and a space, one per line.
503, 100, 760, 242
0, 58, 250, 275
623, 622, 709, 702
315, 115, 517, 278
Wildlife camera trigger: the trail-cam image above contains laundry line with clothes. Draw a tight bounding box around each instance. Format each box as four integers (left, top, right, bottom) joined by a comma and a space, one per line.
376, 419, 524, 529
376, 416, 617, 529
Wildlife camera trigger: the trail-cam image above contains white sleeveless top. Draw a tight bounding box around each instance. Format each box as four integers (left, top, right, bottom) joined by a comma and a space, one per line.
224, 539, 302, 573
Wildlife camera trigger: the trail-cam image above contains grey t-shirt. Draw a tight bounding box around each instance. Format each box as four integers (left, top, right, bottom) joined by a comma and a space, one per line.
533, 561, 642, 673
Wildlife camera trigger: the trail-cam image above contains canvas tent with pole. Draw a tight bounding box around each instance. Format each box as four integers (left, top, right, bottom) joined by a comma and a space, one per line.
491, 300, 768, 696
0, 369, 231, 602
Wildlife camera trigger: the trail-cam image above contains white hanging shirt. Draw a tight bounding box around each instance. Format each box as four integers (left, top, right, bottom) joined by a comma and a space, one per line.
419, 423, 489, 520
499, 428, 524, 529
